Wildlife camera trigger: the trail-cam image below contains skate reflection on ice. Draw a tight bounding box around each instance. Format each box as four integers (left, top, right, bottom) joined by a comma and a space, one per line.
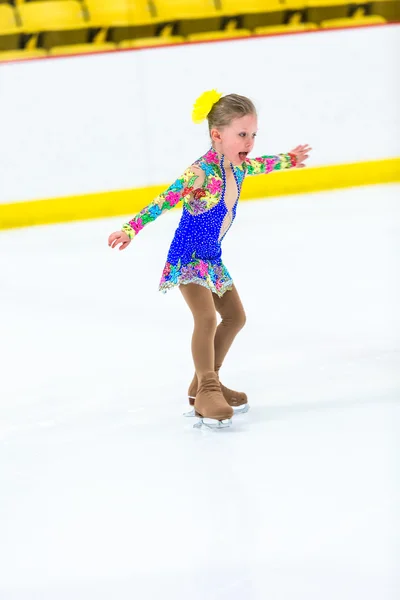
193, 417, 232, 430
184, 404, 250, 418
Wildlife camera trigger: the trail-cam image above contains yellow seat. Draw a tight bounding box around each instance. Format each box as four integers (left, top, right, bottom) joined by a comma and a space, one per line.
154, 0, 219, 20
49, 42, 116, 55
0, 48, 47, 61
320, 15, 387, 27
255, 22, 318, 35
19, 1, 86, 31
371, 0, 400, 21
119, 36, 185, 47
188, 29, 251, 41
86, 0, 154, 26
221, 0, 283, 14
19, 1, 89, 49
153, 0, 221, 36
220, 0, 306, 28
0, 4, 22, 51
86, 0, 157, 43
306, 0, 366, 24
282, 0, 308, 7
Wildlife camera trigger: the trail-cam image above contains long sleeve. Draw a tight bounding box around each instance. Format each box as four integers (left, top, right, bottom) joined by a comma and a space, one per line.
122, 166, 204, 239
244, 153, 297, 176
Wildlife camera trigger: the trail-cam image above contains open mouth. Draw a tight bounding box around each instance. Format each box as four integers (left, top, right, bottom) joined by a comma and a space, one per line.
238, 151, 248, 162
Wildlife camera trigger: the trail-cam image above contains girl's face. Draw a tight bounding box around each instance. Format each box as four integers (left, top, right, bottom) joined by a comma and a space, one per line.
211, 113, 258, 166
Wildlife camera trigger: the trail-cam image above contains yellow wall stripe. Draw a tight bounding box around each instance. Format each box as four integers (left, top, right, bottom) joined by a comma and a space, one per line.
1, 158, 399, 230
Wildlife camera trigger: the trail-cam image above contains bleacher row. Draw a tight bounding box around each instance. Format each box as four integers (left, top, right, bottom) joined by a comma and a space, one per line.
0, 0, 399, 61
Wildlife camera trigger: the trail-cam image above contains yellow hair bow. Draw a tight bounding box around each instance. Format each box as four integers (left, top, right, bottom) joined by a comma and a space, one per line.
192, 89, 223, 124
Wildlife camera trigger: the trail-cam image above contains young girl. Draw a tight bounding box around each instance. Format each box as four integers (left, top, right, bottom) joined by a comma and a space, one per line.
108, 90, 311, 429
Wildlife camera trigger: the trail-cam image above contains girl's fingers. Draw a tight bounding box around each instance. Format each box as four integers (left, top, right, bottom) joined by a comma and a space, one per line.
108, 234, 119, 246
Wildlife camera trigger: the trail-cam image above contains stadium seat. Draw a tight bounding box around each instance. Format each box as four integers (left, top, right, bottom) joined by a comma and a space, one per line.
49, 42, 116, 55
255, 22, 318, 35
153, 0, 221, 36
0, 48, 47, 61
371, 0, 400, 21
19, 1, 89, 49
320, 14, 387, 27
0, 4, 22, 51
119, 36, 185, 47
219, 0, 306, 29
305, 0, 366, 24
187, 29, 251, 41
220, 0, 283, 14
282, 0, 308, 6
14, 0, 76, 2
86, 0, 157, 43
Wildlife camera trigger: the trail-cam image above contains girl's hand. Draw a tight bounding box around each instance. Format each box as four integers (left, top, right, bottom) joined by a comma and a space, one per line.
108, 230, 131, 251
290, 144, 312, 168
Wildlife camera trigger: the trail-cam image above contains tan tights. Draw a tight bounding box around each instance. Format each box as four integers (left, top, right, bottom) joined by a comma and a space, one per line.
179, 284, 246, 384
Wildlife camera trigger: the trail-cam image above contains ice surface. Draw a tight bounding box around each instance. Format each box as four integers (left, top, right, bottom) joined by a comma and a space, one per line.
0, 185, 399, 599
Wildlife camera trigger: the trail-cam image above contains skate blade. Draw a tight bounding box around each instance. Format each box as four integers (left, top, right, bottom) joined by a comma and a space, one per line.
184, 404, 249, 417
194, 418, 232, 430
231, 403, 250, 415
183, 408, 196, 417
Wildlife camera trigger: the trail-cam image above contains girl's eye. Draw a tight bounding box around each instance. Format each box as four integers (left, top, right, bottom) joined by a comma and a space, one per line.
252, 133, 257, 138
239, 132, 246, 137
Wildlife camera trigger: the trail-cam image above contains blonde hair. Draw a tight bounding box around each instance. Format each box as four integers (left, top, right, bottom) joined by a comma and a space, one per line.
192, 90, 257, 135
207, 94, 257, 134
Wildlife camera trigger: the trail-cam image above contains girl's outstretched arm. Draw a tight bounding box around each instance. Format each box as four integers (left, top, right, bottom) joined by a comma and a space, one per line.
122, 166, 205, 239
108, 165, 205, 250
245, 144, 311, 175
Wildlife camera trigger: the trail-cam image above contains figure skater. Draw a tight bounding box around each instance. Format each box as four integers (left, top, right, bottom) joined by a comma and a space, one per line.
108, 90, 311, 428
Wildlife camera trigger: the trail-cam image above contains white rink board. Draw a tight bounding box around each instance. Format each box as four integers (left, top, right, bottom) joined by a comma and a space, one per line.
0, 25, 399, 204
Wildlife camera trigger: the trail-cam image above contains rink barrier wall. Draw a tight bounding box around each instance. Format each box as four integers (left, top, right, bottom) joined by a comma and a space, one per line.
0, 23, 393, 66
1, 25, 399, 208
0, 157, 399, 230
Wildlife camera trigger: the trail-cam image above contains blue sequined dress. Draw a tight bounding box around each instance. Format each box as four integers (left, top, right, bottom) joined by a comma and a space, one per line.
122, 148, 296, 297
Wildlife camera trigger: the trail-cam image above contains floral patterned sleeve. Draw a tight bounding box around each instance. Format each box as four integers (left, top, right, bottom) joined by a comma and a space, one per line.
122, 166, 205, 239
244, 153, 297, 176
